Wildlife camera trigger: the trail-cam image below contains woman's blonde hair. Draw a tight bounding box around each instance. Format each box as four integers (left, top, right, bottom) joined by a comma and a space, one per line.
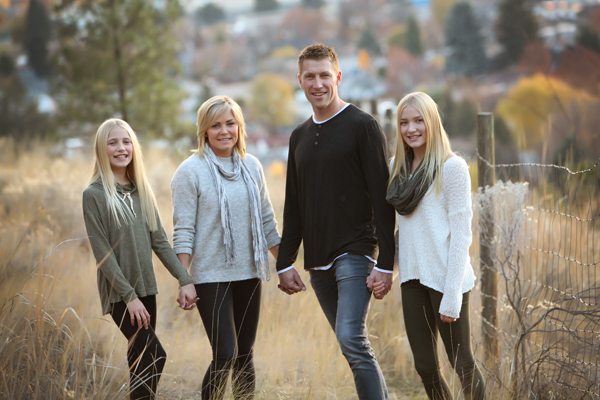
195, 95, 247, 158
389, 92, 453, 194
91, 118, 159, 231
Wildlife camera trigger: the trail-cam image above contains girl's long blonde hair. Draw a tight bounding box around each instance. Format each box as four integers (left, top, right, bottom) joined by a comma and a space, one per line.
195, 95, 247, 158
91, 118, 159, 231
389, 92, 453, 194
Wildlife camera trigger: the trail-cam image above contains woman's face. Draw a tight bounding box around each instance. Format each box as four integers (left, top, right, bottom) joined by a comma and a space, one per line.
206, 110, 239, 158
399, 105, 427, 155
107, 127, 133, 172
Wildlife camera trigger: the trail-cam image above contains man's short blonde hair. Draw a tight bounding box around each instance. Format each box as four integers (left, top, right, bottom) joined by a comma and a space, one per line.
297, 43, 340, 75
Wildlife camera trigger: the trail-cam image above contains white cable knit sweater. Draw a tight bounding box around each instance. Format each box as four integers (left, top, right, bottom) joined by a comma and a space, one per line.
395, 155, 476, 318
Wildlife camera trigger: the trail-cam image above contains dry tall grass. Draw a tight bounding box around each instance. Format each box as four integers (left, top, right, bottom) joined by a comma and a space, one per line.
0, 138, 429, 399
3, 138, 598, 399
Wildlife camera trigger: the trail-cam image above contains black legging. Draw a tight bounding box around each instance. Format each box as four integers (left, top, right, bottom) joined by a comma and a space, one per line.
401, 280, 486, 400
195, 278, 261, 400
110, 295, 166, 400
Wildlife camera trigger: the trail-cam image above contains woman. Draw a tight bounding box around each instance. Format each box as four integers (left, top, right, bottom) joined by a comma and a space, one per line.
82, 118, 198, 400
373, 92, 486, 399
171, 96, 281, 400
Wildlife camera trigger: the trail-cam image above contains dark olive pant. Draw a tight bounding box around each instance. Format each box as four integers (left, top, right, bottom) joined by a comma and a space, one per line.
401, 280, 486, 400
110, 295, 166, 400
195, 278, 261, 400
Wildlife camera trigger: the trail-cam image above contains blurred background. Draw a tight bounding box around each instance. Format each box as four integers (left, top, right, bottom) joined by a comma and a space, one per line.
1, 1, 599, 399
1, 0, 599, 165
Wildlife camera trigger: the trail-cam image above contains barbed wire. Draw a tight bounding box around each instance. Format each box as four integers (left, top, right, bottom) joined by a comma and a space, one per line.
473, 151, 600, 175
533, 207, 600, 222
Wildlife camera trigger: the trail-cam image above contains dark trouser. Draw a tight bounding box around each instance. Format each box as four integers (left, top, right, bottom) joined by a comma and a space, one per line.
401, 280, 486, 400
110, 295, 166, 400
195, 278, 261, 400
309, 254, 389, 400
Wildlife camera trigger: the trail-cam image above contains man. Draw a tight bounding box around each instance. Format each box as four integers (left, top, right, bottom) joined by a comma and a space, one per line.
277, 43, 395, 400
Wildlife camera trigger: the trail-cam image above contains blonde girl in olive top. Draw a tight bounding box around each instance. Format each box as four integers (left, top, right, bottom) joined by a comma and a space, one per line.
82, 118, 198, 400
371, 92, 486, 399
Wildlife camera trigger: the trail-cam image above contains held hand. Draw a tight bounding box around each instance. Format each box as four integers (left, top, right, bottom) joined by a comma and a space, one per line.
177, 283, 199, 311
366, 269, 393, 300
126, 298, 151, 329
277, 268, 306, 295
440, 314, 456, 323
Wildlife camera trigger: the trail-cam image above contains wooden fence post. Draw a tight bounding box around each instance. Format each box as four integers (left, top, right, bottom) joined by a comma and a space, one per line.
477, 113, 498, 371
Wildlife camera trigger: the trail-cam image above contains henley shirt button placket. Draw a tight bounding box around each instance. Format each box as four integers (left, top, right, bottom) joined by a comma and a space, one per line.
315, 124, 320, 145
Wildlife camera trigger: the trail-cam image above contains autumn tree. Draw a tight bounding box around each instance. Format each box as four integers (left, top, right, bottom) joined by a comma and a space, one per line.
445, 2, 486, 75
518, 40, 552, 75
496, 74, 597, 154
52, 0, 184, 137
24, 0, 51, 78
495, 0, 538, 67
249, 73, 294, 130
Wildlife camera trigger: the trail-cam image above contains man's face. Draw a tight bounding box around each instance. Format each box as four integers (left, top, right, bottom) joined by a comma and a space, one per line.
298, 58, 341, 113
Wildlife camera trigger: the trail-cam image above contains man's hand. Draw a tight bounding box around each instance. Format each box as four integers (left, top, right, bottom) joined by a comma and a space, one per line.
366, 269, 393, 300
277, 268, 306, 295
177, 283, 199, 311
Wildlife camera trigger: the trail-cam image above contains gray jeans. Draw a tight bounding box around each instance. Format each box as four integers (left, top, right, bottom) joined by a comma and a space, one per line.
309, 254, 389, 400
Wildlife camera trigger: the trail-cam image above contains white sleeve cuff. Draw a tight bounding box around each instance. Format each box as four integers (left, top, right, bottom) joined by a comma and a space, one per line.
277, 265, 295, 274
374, 266, 393, 274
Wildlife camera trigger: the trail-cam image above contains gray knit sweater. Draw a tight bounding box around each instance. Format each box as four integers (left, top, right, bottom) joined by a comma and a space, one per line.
171, 153, 281, 284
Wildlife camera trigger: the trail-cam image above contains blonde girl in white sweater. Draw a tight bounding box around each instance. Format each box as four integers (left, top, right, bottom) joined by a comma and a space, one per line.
372, 92, 486, 399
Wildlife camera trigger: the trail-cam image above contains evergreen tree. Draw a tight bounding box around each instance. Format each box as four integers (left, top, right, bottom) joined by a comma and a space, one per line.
495, 0, 538, 67
0, 53, 48, 140
52, 0, 184, 137
357, 27, 381, 55
405, 15, 422, 56
302, 0, 325, 9
576, 24, 600, 55
23, 0, 51, 78
255, 0, 279, 12
445, 2, 486, 75
195, 3, 225, 26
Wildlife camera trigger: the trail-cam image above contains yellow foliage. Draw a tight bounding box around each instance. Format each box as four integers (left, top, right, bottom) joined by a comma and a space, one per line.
250, 73, 295, 128
496, 74, 595, 149
271, 45, 299, 59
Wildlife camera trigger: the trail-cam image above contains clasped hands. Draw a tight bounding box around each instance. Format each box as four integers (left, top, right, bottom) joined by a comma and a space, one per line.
125, 283, 198, 330
366, 269, 393, 300
277, 268, 393, 300
177, 283, 199, 311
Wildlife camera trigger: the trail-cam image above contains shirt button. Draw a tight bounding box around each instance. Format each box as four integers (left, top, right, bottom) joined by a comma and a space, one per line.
315, 141, 318, 145
316, 133, 320, 136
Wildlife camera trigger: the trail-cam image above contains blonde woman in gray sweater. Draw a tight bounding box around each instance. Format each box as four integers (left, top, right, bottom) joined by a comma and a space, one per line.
83, 119, 198, 400
171, 96, 281, 400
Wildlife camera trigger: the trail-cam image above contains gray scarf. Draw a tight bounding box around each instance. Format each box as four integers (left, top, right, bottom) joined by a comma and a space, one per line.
386, 150, 436, 215
204, 146, 270, 281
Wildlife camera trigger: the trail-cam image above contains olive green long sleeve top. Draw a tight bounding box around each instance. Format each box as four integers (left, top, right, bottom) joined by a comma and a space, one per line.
83, 179, 194, 315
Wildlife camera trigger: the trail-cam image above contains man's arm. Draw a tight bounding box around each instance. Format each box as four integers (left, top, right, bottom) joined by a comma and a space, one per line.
276, 134, 307, 294
359, 119, 396, 298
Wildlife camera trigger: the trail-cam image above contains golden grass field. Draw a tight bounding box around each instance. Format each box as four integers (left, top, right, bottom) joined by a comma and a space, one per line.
6, 137, 596, 399
0, 138, 435, 399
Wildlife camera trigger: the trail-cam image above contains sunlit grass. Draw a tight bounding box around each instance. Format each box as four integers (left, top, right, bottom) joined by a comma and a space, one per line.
0, 138, 428, 399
